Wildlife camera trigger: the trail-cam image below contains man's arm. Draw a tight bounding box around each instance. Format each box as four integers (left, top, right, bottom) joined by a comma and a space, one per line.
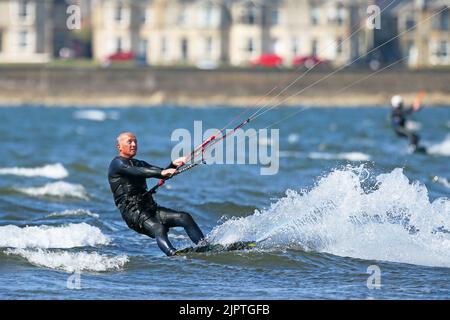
112, 158, 165, 179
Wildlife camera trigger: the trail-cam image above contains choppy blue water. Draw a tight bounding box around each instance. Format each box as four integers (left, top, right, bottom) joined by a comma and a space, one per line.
0, 105, 449, 300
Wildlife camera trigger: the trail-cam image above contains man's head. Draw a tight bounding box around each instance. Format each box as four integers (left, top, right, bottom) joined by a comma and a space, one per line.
116, 132, 137, 158
391, 95, 403, 109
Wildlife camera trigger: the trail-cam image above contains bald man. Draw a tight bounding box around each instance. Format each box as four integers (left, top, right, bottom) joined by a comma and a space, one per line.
108, 132, 204, 256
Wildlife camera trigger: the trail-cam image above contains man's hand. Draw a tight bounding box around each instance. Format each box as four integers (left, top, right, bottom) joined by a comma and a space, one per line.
172, 156, 187, 167
161, 168, 177, 178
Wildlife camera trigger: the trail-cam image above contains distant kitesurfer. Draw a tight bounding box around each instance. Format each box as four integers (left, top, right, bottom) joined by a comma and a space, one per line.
108, 132, 205, 256
390, 94, 424, 152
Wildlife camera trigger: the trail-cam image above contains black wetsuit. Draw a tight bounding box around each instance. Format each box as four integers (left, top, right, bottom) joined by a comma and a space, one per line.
391, 106, 419, 148
108, 156, 204, 256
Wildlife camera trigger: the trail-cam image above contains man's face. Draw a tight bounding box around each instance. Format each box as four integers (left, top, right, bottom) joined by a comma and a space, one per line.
117, 134, 137, 158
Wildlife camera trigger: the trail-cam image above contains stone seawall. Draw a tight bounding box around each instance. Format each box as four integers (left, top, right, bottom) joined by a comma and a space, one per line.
0, 67, 448, 107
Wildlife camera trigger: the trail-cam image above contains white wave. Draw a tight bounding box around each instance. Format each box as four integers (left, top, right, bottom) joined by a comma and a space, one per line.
0, 223, 109, 249
287, 134, 299, 144
6, 249, 128, 272
0, 163, 68, 179
46, 209, 99, 218
207, 167, 450, 268
427, 136, 450, 156
308, 152, 371, 162
279, 151, 302, 158
406, 120, 422, 131
73, 110, 119, 122
16, 181, 88, 199
432, 176, 450, 189
74, 110, 107, 121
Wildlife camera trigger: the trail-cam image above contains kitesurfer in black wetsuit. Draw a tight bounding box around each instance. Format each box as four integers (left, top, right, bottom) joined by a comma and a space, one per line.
390, 95, 423, 151
108, 132, 204, 256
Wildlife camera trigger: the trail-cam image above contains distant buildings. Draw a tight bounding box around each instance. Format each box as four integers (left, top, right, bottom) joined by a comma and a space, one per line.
0, 0, 448, 68
394, 0, 450, 68
91, 0, 374, 67
0, 0, 53, 63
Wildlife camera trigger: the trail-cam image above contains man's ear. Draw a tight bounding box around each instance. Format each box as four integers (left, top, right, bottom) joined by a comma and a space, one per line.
116, 143, 121, 151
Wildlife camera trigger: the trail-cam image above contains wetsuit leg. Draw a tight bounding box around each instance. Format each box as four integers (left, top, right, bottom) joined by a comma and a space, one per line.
141, 216, 177, 256
156, 206, 205, 244
395, 126, 419, 147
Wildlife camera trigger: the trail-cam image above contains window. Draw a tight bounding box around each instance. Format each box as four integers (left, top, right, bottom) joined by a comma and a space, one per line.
139, 39, 148, 56
161, 37, 167, 55
271, 9, 279, 25
205, 37, 212, 57
439, 9, 449, 30
243, 3, 257, 24
311, 39, 318, 56
406, 40, 414, 55
181, 38, 188, 61
204, 3, 213, 27
310, 7, 320, 25
336, 3, 345, 26
115, 3, 124, 22
19, 30, 28, 49
292, 38, 300, 55
179, 5, 188, 26
438, 41, 448, 57
405, 16, 415, 30
246, 38, 254, 53
336, 37, 343, 55
143, 8, 152, 24
18, 0, 29, 19
116, 37, 122, 52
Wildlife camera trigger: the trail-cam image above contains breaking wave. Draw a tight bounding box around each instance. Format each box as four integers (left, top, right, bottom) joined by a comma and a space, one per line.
16, 181, 88, 199
0, 223, 109, 249
6, 249, 128, 272
0, 163, 68, 179
207, 167, 450, 268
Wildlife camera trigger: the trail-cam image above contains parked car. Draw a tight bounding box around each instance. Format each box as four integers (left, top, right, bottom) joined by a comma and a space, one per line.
251, 54, 283, 68
105, 51, 134, 62
292, 55, 327, 69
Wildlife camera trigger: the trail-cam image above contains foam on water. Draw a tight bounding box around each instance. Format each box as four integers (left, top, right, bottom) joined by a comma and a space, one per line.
427, 135, 450, 156
73, 110, 119, 121
287, 133, 299, 144
406, 120, 422, 131
46, 209, 99, 218
6, 249, 128, 272
433, 176, 450, 189
308, 152, 371, 161
207, 167, 450, 268
0, 223, 109, 249
0, 163, 68, 179
16, 181, 89, 199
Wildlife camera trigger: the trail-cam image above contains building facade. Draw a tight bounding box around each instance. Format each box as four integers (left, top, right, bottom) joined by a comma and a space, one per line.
91, 0, 374, 67
395, 0, 450, 68
0, 0, 53, 63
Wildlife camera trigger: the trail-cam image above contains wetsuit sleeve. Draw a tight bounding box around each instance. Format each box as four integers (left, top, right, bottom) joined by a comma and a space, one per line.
404, 106, 415, 115
114, 159, 165, 179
